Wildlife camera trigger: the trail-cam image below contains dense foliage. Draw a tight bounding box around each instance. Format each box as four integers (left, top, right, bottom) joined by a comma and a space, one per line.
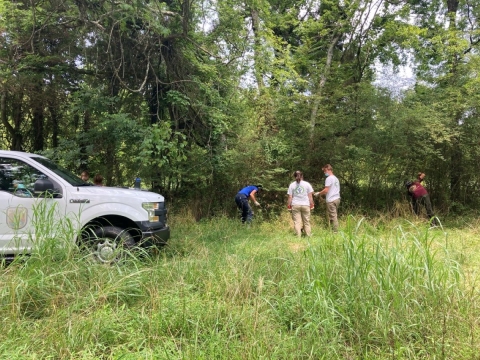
1, 0, 480, 215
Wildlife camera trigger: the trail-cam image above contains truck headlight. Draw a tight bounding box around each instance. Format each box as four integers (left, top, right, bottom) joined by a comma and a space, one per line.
142, 202, 160, 222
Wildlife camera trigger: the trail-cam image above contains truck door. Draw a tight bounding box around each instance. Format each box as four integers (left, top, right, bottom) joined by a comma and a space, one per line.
0, 157, 65, 255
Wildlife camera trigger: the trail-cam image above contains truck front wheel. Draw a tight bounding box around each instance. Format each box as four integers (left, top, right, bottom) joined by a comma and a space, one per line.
82, 226, 135, 264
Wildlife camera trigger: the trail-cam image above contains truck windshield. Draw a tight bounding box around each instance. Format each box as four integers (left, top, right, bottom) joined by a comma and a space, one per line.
31, 157, 93, 186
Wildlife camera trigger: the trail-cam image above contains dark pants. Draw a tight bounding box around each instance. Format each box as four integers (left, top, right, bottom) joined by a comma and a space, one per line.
235, 194, 253, 223
413, 194, 437, 225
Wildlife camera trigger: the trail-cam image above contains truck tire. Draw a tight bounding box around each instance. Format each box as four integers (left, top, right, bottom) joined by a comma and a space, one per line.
83, 226, 136, 264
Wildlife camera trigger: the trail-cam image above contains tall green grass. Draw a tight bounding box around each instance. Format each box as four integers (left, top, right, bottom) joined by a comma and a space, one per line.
0, 211, 479, 359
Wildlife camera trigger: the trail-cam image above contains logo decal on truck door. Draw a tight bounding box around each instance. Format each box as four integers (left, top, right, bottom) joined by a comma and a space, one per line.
6, 206, 28, 229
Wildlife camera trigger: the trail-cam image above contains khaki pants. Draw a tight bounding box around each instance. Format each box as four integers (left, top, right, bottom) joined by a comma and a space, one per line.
291, 205, 311, 237
326, 198, 340, 232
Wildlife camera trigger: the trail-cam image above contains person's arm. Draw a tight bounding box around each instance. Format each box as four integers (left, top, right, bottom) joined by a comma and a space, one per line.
249, 189, 260, 206
314, 186, 330, 197
308, 192, 314, 209
287, 194, 293, 210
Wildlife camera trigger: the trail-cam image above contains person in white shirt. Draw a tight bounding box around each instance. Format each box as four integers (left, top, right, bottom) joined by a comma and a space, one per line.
315, 164, 340, 232
287, 170, 314, 237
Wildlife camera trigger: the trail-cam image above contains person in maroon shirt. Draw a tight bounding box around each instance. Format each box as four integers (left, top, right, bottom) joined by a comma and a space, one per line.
406, 172, 438, 226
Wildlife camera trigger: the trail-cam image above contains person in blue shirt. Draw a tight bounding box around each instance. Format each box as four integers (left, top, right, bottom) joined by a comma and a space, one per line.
235, 185, 262, 223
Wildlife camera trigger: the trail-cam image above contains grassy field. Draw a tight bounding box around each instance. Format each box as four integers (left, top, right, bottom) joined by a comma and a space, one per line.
1, 209, 480, 359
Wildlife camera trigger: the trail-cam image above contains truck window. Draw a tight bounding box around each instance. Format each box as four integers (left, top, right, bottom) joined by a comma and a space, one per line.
31, 157, 89, 186
0, 157, 48, 197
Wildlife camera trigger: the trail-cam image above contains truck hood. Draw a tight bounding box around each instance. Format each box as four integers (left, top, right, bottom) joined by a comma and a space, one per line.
70, 186, 165, 203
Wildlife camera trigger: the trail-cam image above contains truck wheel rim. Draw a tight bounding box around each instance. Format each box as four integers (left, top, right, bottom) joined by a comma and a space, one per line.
95, 239, 118, 263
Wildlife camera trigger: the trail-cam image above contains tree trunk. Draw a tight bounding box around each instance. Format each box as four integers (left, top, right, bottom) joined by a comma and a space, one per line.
48, 101, 59, 148
446, 0, 461, 202
79, 111, 90, 172
251, 8, 265, 91
2, 91, 24, 151
309, 32, 342, 145
29, 80, 45, 151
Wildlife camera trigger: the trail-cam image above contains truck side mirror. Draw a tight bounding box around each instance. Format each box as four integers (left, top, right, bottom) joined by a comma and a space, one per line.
34, 178, 61, 198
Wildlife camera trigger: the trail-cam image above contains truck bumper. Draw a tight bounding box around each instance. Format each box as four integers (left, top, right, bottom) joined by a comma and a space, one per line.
136, 221, 170, 246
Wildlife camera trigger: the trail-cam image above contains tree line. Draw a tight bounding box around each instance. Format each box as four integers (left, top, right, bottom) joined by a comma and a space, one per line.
1, 0, 480, 217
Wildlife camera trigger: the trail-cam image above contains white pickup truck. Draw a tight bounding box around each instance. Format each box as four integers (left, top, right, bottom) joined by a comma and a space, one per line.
0, 150, 170, 263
